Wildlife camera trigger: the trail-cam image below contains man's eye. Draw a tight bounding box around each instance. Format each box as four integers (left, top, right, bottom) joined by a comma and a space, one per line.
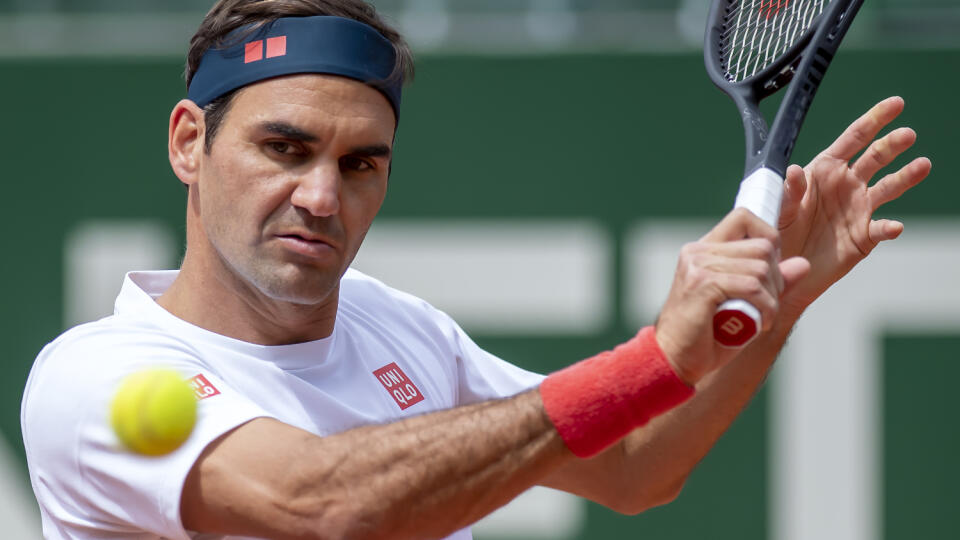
266, 141, 297, 155
341, 156, 373, 172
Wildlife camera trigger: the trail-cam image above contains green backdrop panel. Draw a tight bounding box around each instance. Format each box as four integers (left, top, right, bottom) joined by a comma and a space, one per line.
2, 49, 957, 539
883, 334, 960, 540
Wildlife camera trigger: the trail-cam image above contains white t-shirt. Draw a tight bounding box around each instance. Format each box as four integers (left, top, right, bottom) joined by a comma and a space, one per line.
22, 269, 545, 540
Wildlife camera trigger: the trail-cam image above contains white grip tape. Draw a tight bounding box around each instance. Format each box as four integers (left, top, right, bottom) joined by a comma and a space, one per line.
734, 168, 785, 228
715, 168, 784, 347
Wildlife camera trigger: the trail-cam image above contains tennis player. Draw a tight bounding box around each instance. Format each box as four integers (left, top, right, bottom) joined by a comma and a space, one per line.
21, 0, 930, 539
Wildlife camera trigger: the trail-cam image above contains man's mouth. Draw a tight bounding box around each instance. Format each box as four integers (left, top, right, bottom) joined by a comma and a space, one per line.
275, 233, 336, 259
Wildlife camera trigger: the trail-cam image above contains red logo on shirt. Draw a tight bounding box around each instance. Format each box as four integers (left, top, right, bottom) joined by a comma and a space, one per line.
189, 374, 221, 400
244, 36, 287, 63
373, 363, 425, 410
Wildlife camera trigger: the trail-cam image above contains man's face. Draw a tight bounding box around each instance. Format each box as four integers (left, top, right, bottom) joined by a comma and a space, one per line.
195, 74, 395, 305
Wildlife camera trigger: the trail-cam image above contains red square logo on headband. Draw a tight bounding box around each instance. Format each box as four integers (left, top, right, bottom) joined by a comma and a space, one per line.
266, 36, 287, 58
244, 41, 263, 63
244, 36, 287, 63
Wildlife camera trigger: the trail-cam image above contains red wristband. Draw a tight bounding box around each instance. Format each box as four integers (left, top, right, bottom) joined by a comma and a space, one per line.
540, 326, 695, 458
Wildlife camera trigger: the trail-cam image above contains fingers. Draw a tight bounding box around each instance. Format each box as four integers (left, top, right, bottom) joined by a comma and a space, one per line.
713, 273, 780, 330
696, 244, 784, 297
868, 156, 932, 211
655, 222, 793, 381
719, 255, 810, 331
708, 258, 782, 331
868, 219, 904, 244
850, 127, 917, 181
822, 96, 905, 162
778, 256, 811, 295
679, 237, 784, 326
703, 207, 780, 246
696, 210, 784, 328
778, 165, 808, 229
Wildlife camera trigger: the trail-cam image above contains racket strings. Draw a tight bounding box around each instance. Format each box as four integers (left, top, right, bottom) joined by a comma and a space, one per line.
719, 0, 826, 82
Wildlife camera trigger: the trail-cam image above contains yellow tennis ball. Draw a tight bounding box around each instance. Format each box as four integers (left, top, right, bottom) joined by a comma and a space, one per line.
110, 368, 198, 456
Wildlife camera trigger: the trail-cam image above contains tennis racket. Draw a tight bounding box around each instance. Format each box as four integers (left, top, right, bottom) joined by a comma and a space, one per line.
705, 0, 865, 347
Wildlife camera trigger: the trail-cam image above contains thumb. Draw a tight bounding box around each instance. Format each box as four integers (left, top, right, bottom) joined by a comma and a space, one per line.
778, 256, 811, 294
869, 219, 904, 244
703, 207, 779, 244
779, 165, 807, 230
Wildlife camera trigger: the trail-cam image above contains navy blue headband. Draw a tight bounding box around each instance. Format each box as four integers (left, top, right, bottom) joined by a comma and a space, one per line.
188, 16, 402, 117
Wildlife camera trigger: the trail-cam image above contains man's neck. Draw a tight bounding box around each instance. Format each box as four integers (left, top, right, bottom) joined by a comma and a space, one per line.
156, 253, 339, 346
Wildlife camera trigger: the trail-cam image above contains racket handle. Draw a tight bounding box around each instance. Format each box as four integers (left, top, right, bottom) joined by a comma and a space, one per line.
734, 167, 784, 228
714, 168, 784, 348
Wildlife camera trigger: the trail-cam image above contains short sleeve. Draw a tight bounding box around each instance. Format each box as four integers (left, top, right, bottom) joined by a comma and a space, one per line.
339, 270, 545, 408
444, 317, 546, 406
21, 323, 272, 539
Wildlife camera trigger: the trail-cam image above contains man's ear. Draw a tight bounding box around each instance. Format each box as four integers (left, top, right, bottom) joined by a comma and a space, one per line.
169, 99, 206, 186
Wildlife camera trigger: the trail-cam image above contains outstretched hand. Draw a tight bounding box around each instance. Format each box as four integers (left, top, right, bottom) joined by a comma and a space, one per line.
655, 97, 929, 385
776, 96, 931, 316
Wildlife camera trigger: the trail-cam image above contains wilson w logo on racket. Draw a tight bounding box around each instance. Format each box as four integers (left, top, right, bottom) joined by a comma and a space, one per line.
705, 0, 865, 347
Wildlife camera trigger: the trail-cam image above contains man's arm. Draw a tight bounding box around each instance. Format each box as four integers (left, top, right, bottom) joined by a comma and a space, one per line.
540, 307, 798, 511
541, 97, 931, 508
182, 390, 568, 540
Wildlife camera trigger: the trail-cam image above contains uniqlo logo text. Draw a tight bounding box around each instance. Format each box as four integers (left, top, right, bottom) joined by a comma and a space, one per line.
373, 362, 425, 410
244, 36, 287, 63
189, 373, 220, 400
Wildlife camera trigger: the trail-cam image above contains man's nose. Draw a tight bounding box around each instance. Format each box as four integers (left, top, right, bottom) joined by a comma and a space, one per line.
290, 161, 341, 217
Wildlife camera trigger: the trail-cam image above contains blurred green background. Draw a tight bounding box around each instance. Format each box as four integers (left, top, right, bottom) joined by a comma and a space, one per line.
2, 1, 958, 539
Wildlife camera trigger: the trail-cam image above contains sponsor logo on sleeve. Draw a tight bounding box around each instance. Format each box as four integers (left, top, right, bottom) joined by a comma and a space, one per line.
189, 373, 221, 400
372, 362, 425, 410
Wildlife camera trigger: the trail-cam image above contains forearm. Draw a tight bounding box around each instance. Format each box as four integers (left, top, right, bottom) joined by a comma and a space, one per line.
540, 319, 794, 512
325, 390, 568, 539
617, 311, 801, 496
184, 389, 570, 540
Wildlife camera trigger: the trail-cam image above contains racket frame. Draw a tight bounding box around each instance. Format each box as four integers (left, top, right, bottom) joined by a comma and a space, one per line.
704, 0, 865, 181
703, 0, 866, 347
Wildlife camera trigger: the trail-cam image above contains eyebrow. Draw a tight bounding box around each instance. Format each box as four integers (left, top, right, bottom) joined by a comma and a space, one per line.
259, 121, 318, 142
349, 144, 392, 160
257, 121, 392, 159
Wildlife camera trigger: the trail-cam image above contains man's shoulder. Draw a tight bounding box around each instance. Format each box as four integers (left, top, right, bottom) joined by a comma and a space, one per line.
34, 315, 197, 375
23, 316, 206, 434
341, 268, 440, 316
51, 314, 183, 347
339, 268, 459, 342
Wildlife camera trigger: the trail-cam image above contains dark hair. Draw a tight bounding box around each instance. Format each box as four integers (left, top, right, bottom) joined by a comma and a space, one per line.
186, 0, 414, 152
